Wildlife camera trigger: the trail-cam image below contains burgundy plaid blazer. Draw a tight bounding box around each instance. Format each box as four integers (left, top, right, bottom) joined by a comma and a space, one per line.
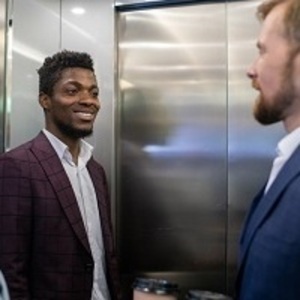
0, 132, 121, 300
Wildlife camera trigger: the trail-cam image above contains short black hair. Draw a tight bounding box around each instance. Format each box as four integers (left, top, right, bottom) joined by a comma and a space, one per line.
37, 49, 95, 96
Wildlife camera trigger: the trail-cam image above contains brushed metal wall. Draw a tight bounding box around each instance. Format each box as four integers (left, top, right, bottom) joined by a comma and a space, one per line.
0, 0, 7, 153
116, 0, 284, 298
117, 3, 228, 298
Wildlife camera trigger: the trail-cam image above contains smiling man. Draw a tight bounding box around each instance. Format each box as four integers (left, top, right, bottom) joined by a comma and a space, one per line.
0, 50, 120, 300
236, 0, 300, 299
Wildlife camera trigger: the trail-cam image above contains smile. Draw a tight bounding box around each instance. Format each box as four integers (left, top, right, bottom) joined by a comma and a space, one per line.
75, 112, 95, 121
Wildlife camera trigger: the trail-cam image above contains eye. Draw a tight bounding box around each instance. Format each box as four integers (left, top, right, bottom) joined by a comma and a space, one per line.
91, 88, 99, 98
65, 87, 78, 95
257, 43, 266, 56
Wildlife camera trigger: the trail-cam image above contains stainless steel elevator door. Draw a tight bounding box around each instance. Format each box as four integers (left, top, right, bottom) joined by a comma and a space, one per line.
117, 3, 227, 298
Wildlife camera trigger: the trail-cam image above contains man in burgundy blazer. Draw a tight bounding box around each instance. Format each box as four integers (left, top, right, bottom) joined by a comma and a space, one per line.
0, 50, 121, 299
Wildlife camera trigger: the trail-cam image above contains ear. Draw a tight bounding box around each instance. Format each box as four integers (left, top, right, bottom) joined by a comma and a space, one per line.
39, 92, 51, 110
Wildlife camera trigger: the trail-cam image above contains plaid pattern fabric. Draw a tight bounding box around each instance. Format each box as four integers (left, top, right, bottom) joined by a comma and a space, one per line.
0, 132, 121, 300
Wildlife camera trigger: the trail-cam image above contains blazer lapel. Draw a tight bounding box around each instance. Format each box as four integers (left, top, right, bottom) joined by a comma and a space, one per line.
87, 160, 113, 251
240, 146, 300, 263
239, 185, 265, 247
30, 132, 91, 254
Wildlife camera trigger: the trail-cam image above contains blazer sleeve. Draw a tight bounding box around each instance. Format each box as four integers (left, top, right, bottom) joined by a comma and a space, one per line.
0, 152, 32, 299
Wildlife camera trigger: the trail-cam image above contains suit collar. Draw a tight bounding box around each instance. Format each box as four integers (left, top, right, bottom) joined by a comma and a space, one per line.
237, 146, 300, 295
240, 145, 300, 264
30, 132, 92, 254
42, 129, 94, 166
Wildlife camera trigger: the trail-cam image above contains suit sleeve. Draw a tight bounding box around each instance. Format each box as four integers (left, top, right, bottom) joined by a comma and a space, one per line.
0, 154, 32, 299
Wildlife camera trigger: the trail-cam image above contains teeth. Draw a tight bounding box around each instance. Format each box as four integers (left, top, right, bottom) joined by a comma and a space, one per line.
76, 112, 94, 120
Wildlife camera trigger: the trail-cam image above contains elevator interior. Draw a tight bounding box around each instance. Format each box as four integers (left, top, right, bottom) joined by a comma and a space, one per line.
0, 0, 285, 299
116, 0, 284, 298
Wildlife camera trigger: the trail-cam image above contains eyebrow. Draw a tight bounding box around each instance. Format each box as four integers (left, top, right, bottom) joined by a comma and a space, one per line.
66, 80, 99, 90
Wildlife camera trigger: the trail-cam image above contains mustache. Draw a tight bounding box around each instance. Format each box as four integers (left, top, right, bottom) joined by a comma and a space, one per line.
251, 80, 260, 90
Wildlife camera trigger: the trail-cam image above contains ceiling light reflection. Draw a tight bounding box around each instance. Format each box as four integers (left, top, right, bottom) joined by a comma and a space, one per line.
71, 7, 85, 15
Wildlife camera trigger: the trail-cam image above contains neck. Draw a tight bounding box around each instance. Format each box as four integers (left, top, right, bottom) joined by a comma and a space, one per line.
67, 139, 81, 165
283, 114, 300, 133
45, 127, 81, 164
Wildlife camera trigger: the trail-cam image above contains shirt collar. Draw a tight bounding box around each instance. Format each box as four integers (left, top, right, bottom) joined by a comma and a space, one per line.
277, 126, 300, 158
42, 129, 93, 166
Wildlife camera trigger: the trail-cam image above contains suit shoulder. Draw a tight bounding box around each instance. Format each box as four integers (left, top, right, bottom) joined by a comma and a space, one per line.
1, 139, 33, 155
89, 157, 105, 172
0, 139, 35, 164
0, 141, 36, 179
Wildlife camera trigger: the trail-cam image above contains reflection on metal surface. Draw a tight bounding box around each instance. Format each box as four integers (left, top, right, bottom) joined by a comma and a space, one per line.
4, 0, 13, 152
6, 0, 61, 151
117, 3, 227, 298
0, 0, 8, 153
117, 0, 285, 298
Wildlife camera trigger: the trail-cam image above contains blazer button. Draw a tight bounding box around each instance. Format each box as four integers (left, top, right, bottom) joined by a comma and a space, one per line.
85, 263, 93, 272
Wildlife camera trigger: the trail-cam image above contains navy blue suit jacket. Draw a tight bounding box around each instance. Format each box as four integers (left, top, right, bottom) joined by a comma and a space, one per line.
236, 145, 300, 299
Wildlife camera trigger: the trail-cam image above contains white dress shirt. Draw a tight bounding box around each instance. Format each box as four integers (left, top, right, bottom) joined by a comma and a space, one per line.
265, 127, 300, 194
0, 271, 10, 300
43, 129, 110, 300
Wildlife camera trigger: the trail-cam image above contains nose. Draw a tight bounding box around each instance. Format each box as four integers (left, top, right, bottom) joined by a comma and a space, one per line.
79, 90, 100, 109
246, 59, 257, 80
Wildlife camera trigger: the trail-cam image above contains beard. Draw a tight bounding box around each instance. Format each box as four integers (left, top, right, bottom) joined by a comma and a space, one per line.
54, 118, 93, 139
253, 68, 295, 125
